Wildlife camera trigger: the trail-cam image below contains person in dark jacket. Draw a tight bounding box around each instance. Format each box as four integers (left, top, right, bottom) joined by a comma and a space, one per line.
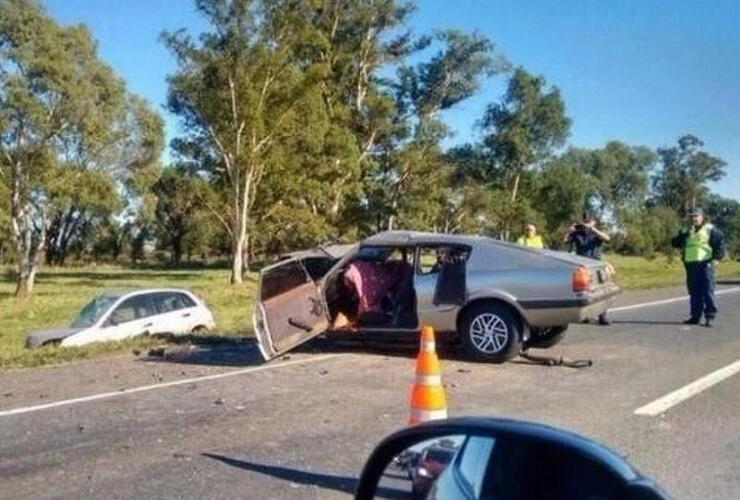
564, 212, 611, 325
671, 207, 726, 327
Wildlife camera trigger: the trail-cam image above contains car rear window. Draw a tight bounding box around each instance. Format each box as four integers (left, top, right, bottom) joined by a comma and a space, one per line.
425, 448, 455, 464
260, 260, 310, 301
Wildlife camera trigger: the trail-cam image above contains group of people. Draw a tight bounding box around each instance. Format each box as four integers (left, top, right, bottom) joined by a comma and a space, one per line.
516, 208, 726, 327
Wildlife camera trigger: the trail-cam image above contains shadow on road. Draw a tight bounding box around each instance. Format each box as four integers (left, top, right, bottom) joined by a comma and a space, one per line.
297, 332, 471, 362
202, 453, 408, 499
717, 278, 740, 285
142, 335, 264, 367
610, 320, 686, 326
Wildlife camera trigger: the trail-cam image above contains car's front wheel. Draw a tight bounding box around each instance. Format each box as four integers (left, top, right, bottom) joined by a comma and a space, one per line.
460, 303, 521, 363
526, 326, 568, 349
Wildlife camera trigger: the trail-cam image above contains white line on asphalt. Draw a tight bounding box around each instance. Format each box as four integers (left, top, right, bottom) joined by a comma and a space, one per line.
0, 354, 343, 418
610, 286, 740, 313
634, 359, 740, 416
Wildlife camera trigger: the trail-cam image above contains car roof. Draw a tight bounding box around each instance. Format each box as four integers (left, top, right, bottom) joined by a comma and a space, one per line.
362, 230, 502, 247
101, 288, 193, 299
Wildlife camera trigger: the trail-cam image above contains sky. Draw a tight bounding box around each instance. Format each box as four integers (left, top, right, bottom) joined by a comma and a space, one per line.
42, 0, 739, 201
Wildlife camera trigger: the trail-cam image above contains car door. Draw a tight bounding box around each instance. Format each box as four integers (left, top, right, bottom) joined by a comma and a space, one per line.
101, 294, 156, 341
254, 257, 329, 360
415, 245, 469, 332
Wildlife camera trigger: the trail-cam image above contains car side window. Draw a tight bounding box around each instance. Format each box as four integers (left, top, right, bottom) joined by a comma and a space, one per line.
417, 246, 470, 275
151, 292, 195, 314
109, 295, 154, 324
455, 436, 495, 498
260, 259, 311, 301
177, 293, 196, 308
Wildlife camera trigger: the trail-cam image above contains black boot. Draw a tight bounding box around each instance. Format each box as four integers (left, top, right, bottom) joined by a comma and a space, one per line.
682, 317, 700, 325
704, 317, 714, 328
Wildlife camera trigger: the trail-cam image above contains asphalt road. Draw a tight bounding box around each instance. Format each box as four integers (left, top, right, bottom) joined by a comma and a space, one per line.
2, 282, 740, 499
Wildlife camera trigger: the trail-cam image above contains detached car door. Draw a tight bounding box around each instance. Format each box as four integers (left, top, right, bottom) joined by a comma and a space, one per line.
254, 257, 329, 360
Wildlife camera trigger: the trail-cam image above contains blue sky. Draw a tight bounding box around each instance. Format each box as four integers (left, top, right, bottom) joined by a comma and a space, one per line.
43, 0, 739, 200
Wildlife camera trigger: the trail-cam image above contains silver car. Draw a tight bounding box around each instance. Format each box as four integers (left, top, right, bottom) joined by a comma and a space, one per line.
253, 231, 621, 363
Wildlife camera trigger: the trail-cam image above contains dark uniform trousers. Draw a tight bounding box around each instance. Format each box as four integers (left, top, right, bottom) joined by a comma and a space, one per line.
684, 261, 718, 320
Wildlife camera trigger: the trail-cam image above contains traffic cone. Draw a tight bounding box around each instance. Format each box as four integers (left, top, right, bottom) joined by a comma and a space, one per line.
408, 325, 448, 424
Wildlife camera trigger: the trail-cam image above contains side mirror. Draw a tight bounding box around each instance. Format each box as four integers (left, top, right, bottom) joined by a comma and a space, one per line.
105, 315, 118, 328
355, 417, 671, 500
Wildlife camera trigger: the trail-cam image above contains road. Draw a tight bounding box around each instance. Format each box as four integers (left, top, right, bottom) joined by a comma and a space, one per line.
1, 282, 740, 499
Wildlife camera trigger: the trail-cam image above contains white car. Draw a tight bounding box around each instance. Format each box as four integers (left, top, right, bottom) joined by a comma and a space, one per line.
25, 289, 216, 348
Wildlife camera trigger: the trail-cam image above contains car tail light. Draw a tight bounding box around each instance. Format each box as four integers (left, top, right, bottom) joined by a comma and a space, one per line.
572, 267, 591, 292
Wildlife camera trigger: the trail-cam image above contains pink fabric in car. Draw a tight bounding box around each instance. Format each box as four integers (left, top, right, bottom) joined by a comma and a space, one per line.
344, 261, 402, 314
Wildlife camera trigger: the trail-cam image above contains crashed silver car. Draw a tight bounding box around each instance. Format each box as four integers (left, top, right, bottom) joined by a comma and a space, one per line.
253, 231, 621, 363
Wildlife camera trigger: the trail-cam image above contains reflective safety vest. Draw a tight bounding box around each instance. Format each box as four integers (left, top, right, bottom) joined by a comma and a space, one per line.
685, 223, 713, 262
517, 235, 544, 249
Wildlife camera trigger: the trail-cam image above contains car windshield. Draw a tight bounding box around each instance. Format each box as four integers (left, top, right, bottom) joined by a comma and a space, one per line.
70, 294, 120, 328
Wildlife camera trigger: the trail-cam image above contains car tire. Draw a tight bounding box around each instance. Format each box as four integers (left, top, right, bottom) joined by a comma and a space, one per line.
461, 303, 521, 363
526, 326, 568, 349
191, 325, 209, 334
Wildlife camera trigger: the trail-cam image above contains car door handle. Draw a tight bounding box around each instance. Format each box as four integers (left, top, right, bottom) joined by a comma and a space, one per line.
143, 322, 153, 328
289, 318, 313, 332
182, 312, 191, 318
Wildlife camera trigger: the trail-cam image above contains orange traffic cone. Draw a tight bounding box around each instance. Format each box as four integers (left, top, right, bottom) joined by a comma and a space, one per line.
408, 325, 448, 424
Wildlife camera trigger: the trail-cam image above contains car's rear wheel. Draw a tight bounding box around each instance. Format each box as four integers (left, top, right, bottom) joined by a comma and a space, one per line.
191, 325, 209, 334
526, 326, 568, 349
461, 303, 521, 363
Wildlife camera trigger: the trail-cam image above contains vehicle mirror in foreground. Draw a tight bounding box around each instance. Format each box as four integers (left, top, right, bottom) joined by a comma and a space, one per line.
355, 417, 671, 500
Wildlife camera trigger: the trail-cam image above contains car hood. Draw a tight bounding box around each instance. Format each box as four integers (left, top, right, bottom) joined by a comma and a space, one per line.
26, 327, 85, 348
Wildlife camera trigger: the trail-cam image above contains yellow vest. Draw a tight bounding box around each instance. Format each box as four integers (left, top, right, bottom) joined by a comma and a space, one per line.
517, 235, 544, 249
684, 223, 713, 262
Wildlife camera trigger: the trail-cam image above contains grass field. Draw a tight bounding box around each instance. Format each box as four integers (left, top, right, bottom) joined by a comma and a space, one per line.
2, 255, 739, 369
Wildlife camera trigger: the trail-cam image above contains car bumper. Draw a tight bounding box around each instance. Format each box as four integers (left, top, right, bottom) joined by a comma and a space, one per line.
518, 285, 622, 326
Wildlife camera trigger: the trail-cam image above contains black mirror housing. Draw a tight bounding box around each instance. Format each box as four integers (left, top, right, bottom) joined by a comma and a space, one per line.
355, 417, 672, 500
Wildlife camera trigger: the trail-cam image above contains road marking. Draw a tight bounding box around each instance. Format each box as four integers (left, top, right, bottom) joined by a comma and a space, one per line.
0, 354, 343, 418
610, 286, 740, 313
635, 359, 740, 416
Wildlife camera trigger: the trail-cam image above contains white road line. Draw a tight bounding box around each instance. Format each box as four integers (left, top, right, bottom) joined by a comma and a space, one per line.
635, 359, 740, 416
610, 286, 740, 313
0, 354, 343, 418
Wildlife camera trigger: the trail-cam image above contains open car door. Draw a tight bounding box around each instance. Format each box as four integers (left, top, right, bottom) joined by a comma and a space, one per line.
253, 257, 329, 360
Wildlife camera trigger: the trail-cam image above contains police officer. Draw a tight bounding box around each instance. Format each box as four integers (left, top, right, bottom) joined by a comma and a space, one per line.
517, 224, 544, 249
564, 212, 611, 325
671, 207, 726, 327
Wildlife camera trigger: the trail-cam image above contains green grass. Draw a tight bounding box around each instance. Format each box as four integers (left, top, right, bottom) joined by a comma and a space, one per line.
0, 266, 256, 369
603, 254, 740, 290
1, 256, 739, 369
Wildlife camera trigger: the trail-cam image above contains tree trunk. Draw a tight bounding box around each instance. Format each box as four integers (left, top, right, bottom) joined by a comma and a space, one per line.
230, 240, 244, 284
510, 172, 521, 203
172, 234, 183, 265
15, 265, 37, 300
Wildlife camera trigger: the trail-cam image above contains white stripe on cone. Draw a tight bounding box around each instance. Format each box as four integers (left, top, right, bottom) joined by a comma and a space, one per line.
414, 374, 442, 385
409, 407, 448, 422
421, 340, 436, 352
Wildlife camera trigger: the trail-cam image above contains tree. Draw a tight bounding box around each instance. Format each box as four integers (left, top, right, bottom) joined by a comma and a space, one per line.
366, 29, 506, 231
163, 0, 330, 283
575, 142, 656, 219
652, 134, 726, 214
705, 194, 740, 258
0, 0, 162, 298
153, 166, 215, 264
531, 154, 594, 242
480, 67, 570, 204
